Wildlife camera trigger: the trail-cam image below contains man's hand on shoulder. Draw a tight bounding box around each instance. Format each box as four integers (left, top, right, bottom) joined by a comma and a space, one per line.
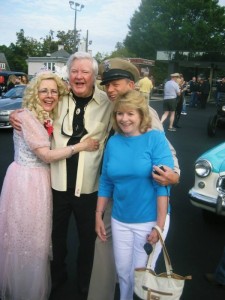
10, 109, 23, 131
152, 165, 180, 186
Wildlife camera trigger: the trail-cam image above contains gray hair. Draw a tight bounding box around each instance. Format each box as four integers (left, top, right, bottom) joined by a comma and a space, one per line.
67, 51, 98, 78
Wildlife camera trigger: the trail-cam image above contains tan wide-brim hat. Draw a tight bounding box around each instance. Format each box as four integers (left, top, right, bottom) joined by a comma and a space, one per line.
99, 58, 140, 85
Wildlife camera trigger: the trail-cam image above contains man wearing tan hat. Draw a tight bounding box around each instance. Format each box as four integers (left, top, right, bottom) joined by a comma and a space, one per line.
88, 58, 180, 300
161, 73, 181, 131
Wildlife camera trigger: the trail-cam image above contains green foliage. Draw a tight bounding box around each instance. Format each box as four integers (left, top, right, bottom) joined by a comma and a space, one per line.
15, 29, 42, 57
93, 43, 137, 63
110, 42, 136, 59
124, 0, 225, 59
0, 29, 76, 72
153, 61, 168, 85
94, 52, 109, 64
2, 1, 225, 77
56, 30, 76, 53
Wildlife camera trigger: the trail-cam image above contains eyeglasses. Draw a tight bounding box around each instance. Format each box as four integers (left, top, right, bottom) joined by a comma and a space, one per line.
38, 89, 59, 96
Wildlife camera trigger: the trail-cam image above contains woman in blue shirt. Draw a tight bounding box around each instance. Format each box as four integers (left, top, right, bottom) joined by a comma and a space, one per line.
96, 90, 174, 300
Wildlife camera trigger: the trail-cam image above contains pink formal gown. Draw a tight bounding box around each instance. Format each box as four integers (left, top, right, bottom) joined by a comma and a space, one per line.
0, 109, 53, 300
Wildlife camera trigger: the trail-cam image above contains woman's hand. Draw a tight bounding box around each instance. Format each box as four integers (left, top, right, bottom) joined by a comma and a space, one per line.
146, 228, 159, 245
9, 109, 23, 131
152, 165, 179, 185
95, 214, 107, 242
81, 137, 99, 152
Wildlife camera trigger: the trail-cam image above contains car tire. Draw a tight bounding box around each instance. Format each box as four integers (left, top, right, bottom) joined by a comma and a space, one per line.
207, 115, 217, 137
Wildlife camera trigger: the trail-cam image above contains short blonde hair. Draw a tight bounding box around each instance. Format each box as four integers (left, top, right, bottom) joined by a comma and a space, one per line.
7, 75, 17, 85
22, 72, 67, 123
112, 90, 152, 134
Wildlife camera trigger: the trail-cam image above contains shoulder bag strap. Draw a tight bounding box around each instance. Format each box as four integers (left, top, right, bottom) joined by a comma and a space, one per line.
146, 225, 173, 276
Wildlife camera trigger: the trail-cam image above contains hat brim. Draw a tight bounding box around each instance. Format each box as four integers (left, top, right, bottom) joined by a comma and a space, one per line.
100, 74, 134, 85
170, 73, 180, 77
100, 69, 135, 85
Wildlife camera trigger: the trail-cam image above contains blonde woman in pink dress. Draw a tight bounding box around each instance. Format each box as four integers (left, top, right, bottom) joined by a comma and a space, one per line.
0, 72, 99, 300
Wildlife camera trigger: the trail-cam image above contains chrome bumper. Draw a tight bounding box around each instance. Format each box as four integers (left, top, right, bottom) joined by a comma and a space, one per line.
189, 189, 225, 216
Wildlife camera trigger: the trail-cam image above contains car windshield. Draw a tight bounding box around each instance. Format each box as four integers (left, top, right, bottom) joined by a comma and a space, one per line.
1, 86, 25, 99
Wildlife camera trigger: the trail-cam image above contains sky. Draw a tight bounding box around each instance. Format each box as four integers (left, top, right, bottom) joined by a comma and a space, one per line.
1, 0, 225, 56
0, 0, 142, 56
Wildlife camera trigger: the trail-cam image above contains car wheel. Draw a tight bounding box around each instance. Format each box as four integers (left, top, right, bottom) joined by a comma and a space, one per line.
207, 115, 217, 137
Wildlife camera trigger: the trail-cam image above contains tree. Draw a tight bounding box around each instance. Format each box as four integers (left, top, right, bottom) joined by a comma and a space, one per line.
0, 29, 76, 72
110, 42, 136, 58
40, 30, 57, 55
94, 52, 109, 64
56, 30, 75, 53
124, 0, 225, 60
2, 29, 43, 72
37, 30, 75, 55
15, 29, 42, 57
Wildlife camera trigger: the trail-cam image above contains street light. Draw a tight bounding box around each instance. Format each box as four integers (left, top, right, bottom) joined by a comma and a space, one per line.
85, 29, 92, 52
69, 1, 84, 52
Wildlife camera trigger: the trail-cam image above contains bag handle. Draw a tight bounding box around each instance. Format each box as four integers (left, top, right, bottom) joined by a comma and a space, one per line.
146, 225, 173, 276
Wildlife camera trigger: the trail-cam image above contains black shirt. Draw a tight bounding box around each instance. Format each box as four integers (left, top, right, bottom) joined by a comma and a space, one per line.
66, 93, 93, 188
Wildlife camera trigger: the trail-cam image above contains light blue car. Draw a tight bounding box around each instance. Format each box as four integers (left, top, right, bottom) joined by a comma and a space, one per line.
189, 143, 225, 218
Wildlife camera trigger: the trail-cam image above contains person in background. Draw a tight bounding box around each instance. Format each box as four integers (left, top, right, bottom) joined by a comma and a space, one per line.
198, 77, 210, 109
138, 71, 153, 104
21, 74, 29, 85
15, 76, 22, 85
7, 74, 17, 91
173, 73, 183, 128
149, 75, 155, 100
161, 73, 181, 132
189, 76, 199, 108
88, 58, 180, 300
96, 90, 174, 300
0, 75, 4, 96
181, 80, 190, 116
0, 72, 99, 300
216, 77, 225, 105
174, 74, 189, 128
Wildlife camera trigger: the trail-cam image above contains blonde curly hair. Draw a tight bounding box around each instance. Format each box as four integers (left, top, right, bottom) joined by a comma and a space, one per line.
22, 72, 67, 124
112, 90, 152, 134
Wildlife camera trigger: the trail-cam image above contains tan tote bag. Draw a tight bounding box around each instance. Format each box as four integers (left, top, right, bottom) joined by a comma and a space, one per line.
134, 226, 192, 300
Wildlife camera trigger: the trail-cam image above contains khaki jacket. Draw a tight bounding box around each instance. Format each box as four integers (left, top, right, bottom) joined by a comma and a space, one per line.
150, 106, 180, 175
51, 86, 113, 196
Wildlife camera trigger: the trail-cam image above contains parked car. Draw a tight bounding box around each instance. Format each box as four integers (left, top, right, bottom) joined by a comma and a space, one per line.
0, 85, 25, 129
189, 142, 225, 221
0, 71, 27, 96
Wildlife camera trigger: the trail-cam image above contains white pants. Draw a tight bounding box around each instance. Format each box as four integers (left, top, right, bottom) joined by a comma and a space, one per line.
111, 215, 170, 300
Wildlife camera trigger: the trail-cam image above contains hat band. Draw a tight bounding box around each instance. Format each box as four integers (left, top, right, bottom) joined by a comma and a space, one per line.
100, 69, 134, 85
